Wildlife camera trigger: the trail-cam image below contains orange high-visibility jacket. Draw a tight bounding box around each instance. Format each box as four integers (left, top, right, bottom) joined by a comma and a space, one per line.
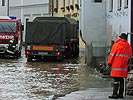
108, 38, 132, 78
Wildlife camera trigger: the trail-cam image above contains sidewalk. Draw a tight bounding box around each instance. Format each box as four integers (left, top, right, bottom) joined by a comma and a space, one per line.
56, 88, 133, 100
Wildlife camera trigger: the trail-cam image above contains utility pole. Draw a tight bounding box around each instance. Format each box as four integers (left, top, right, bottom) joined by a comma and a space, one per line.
51, 0, 54, 16
7, 0, 9, 16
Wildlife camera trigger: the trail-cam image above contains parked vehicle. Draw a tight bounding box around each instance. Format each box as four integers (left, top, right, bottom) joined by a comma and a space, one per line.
25, 16, 79, 61
0, 16, 23, 58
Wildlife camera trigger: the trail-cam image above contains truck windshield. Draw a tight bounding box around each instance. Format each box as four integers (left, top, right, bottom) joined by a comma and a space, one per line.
0, 22, 16, 33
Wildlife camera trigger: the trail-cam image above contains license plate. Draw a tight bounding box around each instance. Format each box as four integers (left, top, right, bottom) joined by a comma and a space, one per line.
32, 46, 53, 51
38, 52, 48, 55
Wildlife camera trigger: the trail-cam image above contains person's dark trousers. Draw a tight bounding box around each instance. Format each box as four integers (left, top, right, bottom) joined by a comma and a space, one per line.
113, 77, 124, 97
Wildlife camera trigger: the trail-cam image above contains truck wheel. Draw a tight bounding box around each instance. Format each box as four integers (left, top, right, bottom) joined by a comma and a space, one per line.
59, 55, 63, 61
73, 44, 79, 57
27, 57, 32, 62
76, 47, 79, 57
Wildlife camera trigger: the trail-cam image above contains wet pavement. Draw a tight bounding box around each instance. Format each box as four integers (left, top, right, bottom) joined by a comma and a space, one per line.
56, 88, 133, 100
0, 48, 132, 100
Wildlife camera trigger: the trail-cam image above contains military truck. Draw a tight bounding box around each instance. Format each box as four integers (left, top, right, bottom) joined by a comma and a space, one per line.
25, 16, 79, 61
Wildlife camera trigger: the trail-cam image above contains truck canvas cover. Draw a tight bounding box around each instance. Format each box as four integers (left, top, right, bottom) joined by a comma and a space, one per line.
25, 17, 78, 45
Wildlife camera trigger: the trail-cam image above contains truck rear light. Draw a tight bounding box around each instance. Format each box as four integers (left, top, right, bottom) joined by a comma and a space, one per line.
62, 45, 68, 49
56, 51, 61, 56
65, 45, 68, 48
26, 51, 31, 55
25, 51, 31, 58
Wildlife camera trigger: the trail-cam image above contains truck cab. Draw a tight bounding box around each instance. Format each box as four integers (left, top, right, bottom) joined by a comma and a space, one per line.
0, 16, 23, 58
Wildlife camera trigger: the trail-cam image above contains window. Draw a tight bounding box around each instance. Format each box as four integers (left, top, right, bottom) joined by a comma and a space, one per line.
56, 0, 58, 8
61, 0, 65, 12
109, 0, 113, 12
75, 0, 79, 10
70, 0, 74, 10
124, 0, 128, 8
77, 0, 79, 4
94, 0, 102, 2
66, 0, 70, 11
72, 0, 74, 5
54, 0, 58, 12
2, 0, 5, 6
63, 0, 65, 7
54, 0, 58, 8
68, 0, 70, 5
118, 0, 122, 10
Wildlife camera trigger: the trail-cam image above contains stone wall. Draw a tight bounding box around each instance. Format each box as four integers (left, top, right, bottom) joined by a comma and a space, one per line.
126, 70, 133, 95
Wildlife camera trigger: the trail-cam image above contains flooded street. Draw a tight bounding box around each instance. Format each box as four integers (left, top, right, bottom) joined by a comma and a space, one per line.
0, 48, 112, 100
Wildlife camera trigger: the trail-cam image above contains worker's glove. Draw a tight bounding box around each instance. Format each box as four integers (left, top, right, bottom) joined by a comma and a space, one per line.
107, 65, 111, 68
106, 65, 111, 74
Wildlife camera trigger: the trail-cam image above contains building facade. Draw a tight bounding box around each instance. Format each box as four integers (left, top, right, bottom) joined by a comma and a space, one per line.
80, 0, 133, 65
80, 0, 106, 65
105, 0, 133, 67
0, 0, 50, 42
0, 0, 7, 15
0, 0, 50, 22
50, 0, 85, 48
51, 0, 79, 20
105, 0, 132, 47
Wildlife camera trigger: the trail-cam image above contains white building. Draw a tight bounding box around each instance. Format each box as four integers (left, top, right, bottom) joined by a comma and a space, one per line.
105, 0, 133, 69
106, 0, 132, 46
0, 0, 50, 22
0, 0, 50, 42
79, 0, 106, 65
0, 0, 7, 15
80, 0, 133, 66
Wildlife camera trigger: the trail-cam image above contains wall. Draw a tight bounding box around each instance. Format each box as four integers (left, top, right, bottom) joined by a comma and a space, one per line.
9, 0, 49, 22
80, 0, 106, 65
53, 0, 85, 49
0, 0, 8, 16
106, 0, 131, 47
7, 0, 50, 42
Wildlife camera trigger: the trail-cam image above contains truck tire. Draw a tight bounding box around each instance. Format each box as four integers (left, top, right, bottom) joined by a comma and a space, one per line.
75, 46, 79, 57
27, 57, 32, 62
72, 43, 79, 57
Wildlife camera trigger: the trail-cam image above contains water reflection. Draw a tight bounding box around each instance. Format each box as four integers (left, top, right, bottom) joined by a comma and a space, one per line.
24, 62, 79, 98
24, 61, 111, 99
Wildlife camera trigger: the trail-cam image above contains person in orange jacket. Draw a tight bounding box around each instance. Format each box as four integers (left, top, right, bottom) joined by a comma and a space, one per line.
107, 33, 132, 99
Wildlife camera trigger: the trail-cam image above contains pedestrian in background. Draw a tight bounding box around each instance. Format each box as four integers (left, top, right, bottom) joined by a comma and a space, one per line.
107, 33, 132, 99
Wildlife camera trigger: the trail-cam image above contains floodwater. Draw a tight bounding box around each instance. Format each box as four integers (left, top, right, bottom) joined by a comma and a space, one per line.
0, 48, 112, 100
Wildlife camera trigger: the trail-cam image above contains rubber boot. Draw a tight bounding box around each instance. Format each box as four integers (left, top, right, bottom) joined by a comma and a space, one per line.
118, 78, 124, 98
109, 83, 119, 99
